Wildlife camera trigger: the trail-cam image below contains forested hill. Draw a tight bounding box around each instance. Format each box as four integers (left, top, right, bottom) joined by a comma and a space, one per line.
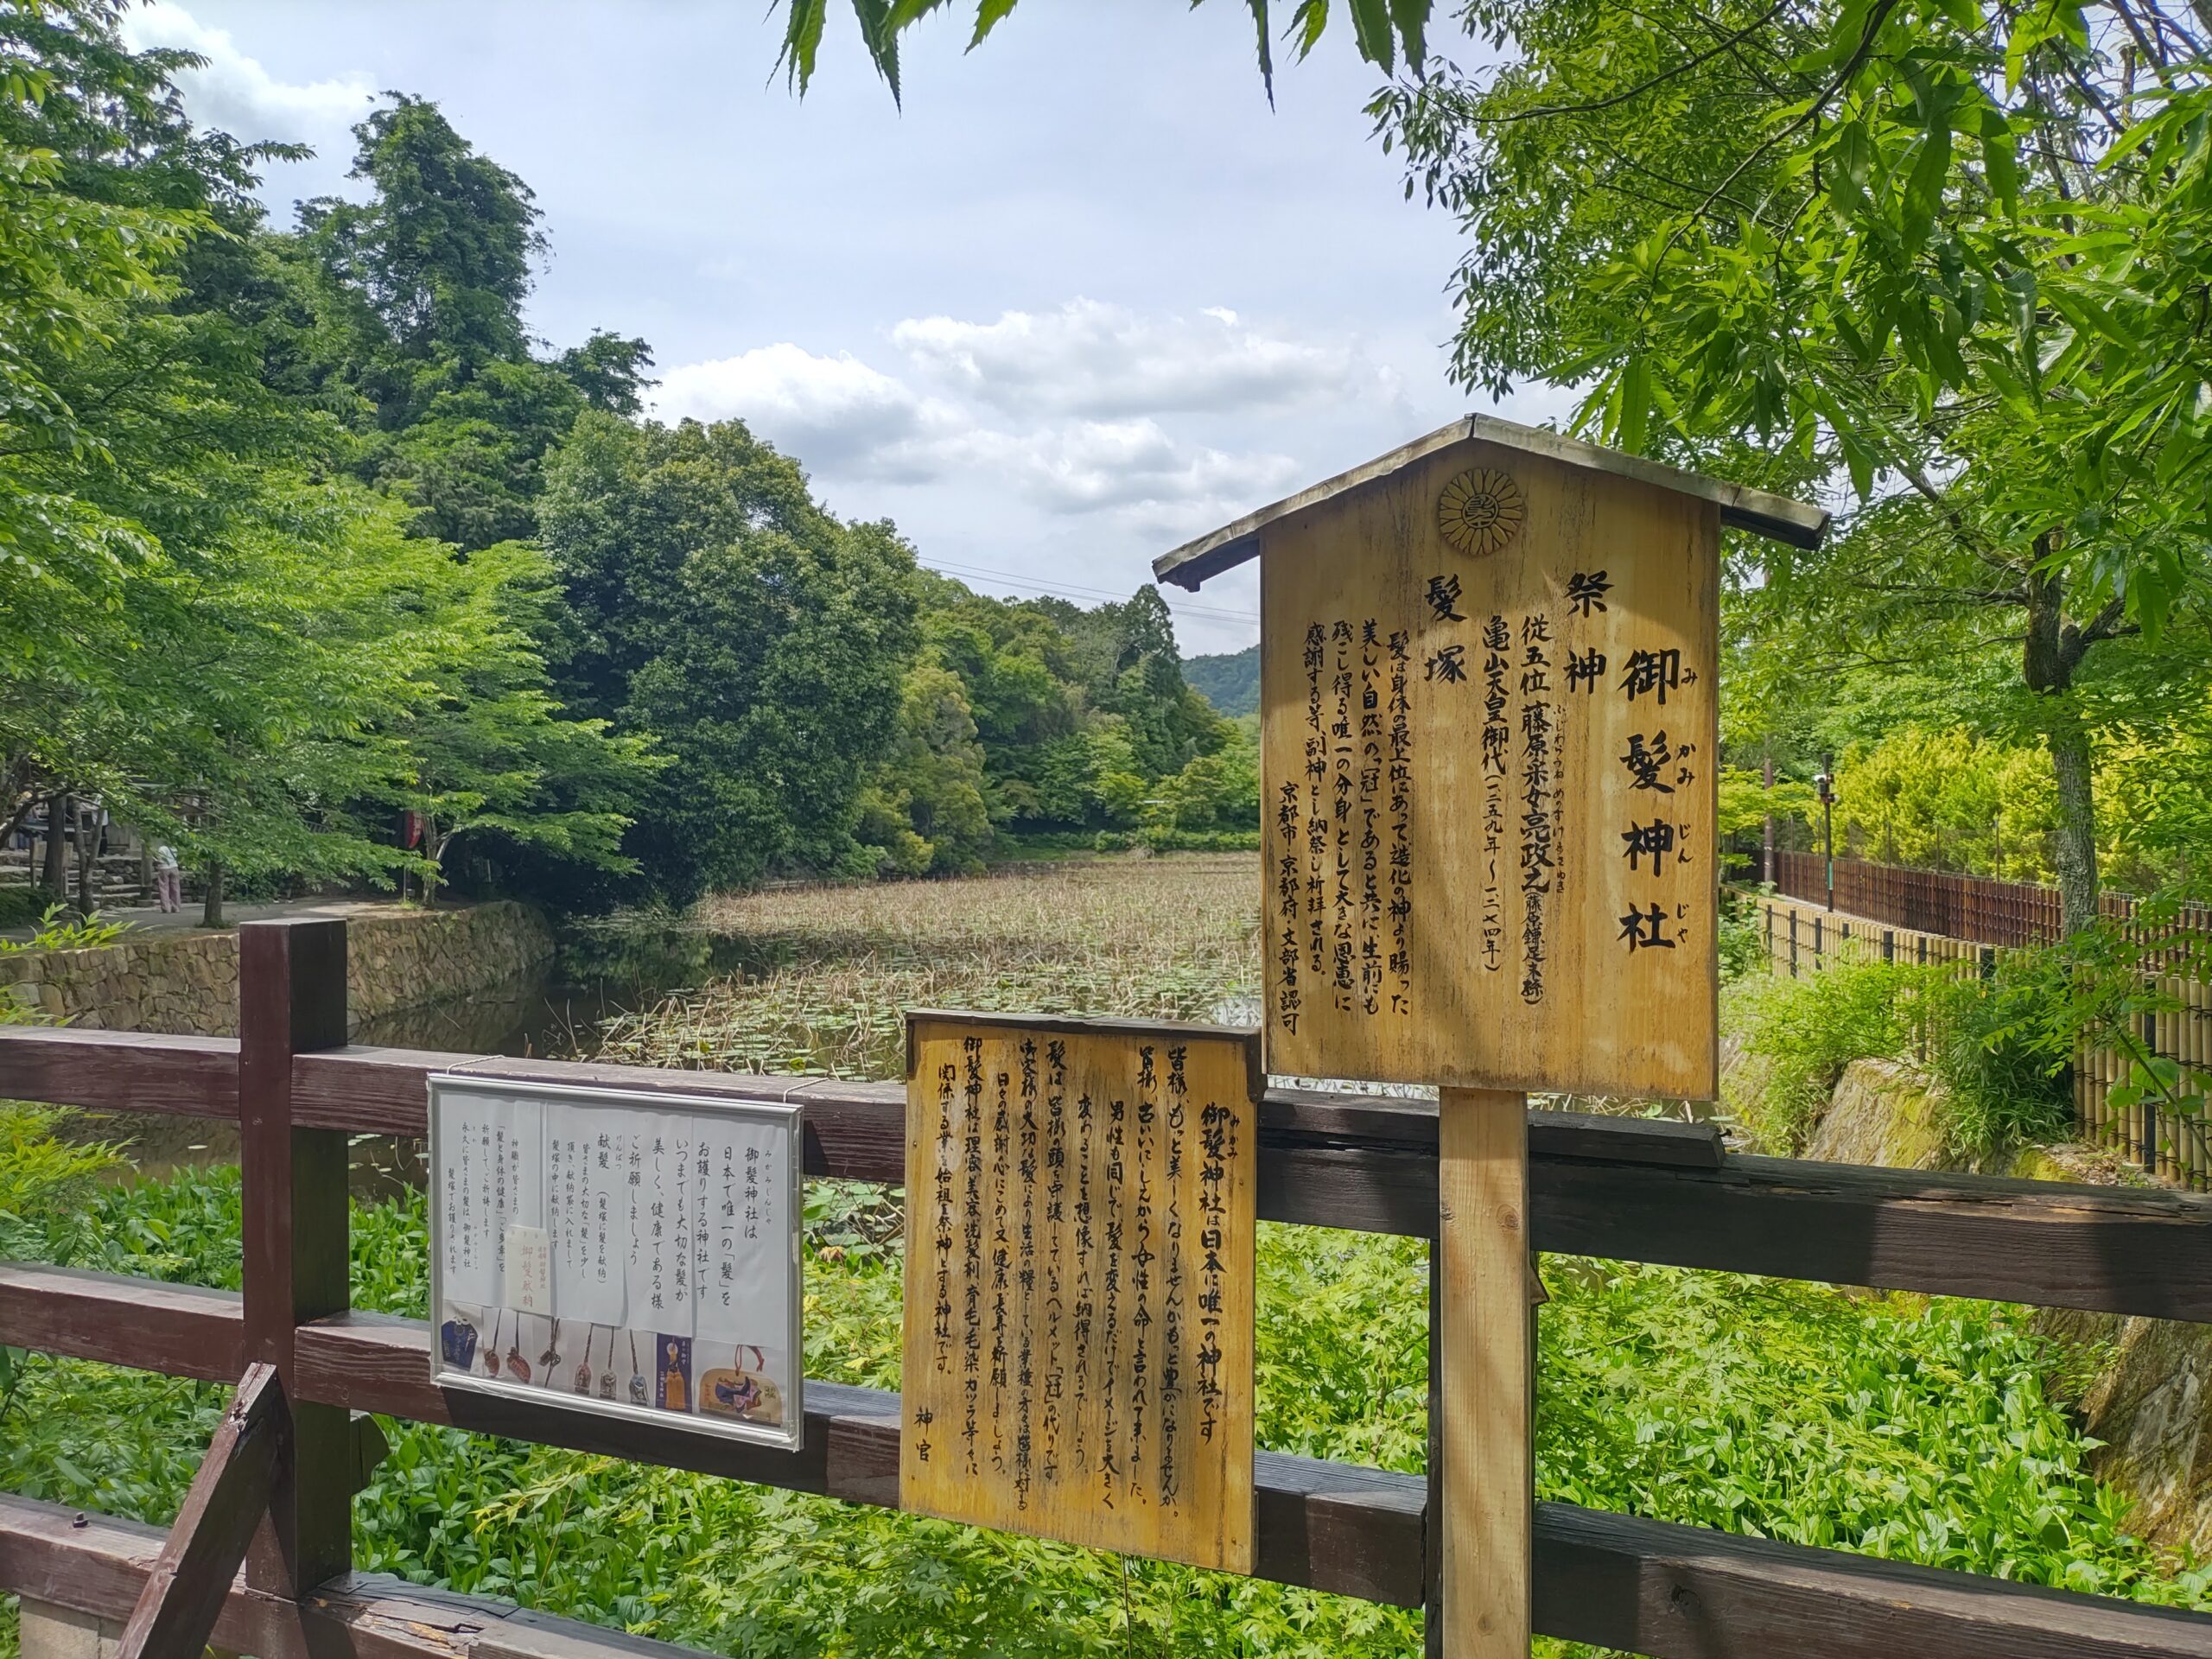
1184, 646, 1260, 718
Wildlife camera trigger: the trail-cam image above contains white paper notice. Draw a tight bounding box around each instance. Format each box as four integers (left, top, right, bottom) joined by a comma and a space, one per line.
544, 1102, 626, 1326
696, 1115, 790, 1347
505, 1224, 551, 1313
437, 1094, 508, 1307
625, 1114, 698, 1334
429, 1071, 803, 1449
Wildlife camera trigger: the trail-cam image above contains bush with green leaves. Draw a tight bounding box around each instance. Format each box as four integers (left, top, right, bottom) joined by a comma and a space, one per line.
1716, 888, 1768, 983
1728, 960, 1922, 1153
1920, 956, 2076, 1161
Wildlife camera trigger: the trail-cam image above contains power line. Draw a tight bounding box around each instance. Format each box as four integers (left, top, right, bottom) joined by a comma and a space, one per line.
923, 556, 1260, 624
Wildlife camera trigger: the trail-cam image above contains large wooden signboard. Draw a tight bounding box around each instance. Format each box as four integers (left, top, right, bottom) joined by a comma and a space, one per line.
899, 1012, 1260, 1573
1256, 434, 1720, 1097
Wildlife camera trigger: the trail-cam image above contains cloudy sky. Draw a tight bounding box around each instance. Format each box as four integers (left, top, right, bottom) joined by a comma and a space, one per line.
124, 1, 1574, 655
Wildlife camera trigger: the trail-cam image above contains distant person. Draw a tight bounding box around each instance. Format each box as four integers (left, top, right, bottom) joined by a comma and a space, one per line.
153, 843, 181, 913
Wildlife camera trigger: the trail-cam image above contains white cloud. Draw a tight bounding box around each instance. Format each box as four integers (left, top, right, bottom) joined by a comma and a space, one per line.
654, 344, 941, 476
652, 329, 1298, 522
944, 419, 1296, 518
123, 2, 372, 146
891, 297, 1386, 420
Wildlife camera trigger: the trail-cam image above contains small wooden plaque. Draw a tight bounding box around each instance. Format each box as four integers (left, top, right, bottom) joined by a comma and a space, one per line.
1257, 433, 1720, 1097
899, 1012, 1260, 1573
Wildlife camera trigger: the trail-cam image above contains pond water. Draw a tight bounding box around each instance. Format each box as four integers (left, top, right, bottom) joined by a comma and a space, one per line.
71, 923, 741, 1193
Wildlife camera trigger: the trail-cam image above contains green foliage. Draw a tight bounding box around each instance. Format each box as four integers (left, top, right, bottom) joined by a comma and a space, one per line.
1539, 1263, 2208, 1606
1715, 764, 1815, 840
1716, 887, 1767, 982
1729, 945, 2097, 1163
1372, 0, 2212, 933
849, 574, 1238, 874
1730, 960, 1918, 1152
768, 0, 1433, 104
0, 15, 648, 912
1835, 728, 2058, 880
0, 903, 129, 955
537, 415, 921, 899
1920, 953, 2076, 1160
1974, 917, 2211, 1143
0, 1105, 122, 1266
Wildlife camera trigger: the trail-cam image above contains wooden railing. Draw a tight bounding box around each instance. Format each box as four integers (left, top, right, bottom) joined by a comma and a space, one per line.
3, 918, 2212, 1658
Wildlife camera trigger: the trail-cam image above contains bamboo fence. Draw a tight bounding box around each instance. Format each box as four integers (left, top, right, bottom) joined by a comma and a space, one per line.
1745, 889, 2212, 1192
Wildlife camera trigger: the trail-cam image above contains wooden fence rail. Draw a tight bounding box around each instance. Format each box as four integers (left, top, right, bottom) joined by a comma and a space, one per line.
1750, 891, 2212, 1193
1764, 850, 2212, 952
2, 918, 2211, 1659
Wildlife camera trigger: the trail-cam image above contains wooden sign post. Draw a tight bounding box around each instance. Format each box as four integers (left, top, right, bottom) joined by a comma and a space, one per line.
1156, 415, 1826, 1654
899, 1011, 1262, 1573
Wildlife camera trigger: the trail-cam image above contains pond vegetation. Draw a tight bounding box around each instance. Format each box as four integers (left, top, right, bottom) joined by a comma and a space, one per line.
3, 857, 2208, 1659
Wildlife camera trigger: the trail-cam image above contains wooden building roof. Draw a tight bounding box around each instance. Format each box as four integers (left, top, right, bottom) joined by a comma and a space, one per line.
1152, 414, 1829, 591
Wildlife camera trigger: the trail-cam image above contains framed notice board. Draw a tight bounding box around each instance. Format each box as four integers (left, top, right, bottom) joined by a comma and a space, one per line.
899, 1012, 1261, 1573
428, 1072, 804, 1451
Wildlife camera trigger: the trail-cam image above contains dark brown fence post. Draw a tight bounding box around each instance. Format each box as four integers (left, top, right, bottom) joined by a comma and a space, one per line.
238, 918, 353, 1600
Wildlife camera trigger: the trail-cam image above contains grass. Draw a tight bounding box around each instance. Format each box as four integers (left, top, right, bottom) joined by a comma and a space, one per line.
3, 855, 2209, 1658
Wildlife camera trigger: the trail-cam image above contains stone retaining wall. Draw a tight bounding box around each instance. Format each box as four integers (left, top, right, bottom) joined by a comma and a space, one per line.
0, 901, 554, 1037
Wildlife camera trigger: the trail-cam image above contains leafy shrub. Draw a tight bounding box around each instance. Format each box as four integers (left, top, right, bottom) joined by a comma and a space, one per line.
0, 903, 131, 956
1923, 954, 2075, 1160
1539, 1262, 2209, 1608
1730, 961, 1920, 1152
1717, 887, 1768, 982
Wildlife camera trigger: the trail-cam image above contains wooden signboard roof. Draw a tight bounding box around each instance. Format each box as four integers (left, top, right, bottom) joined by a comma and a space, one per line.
1153, 415, 1827, 591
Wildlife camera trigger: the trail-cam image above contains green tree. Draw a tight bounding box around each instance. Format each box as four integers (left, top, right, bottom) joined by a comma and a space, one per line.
856, 663, 994, 874
301, 93, 541, 376
537, 414, 921, 896
381, 540, 661, 903
0, 10, 654, 918
291, 96, 642, 551
1373, 0, 2212, 932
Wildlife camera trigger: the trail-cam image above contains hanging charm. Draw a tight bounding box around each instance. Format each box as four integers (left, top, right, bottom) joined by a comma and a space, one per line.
574, 1325, 596, 1395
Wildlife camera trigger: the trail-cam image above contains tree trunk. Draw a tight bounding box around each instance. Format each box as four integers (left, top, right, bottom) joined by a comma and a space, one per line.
2044, 715, 2100, 934
73, 803, 97, 912
40, 794, 67, 897
2022, 560, 2101, 936
201, 860, 225, 929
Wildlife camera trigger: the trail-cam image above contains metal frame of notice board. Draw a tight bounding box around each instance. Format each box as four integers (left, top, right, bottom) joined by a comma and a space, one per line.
426, 1072, 805, 1452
